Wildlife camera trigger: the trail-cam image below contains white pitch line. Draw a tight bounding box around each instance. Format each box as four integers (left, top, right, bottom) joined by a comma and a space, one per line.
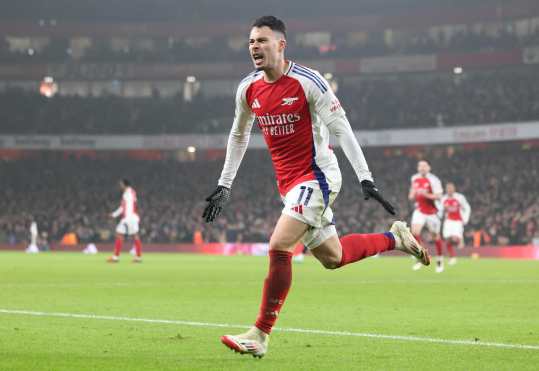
1, 309, 538, 351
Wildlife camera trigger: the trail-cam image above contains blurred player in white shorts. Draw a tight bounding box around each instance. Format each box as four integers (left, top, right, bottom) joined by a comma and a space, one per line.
26, 220, 39, 253
439, 182, 471, 272
409, 160, 443, 271
107, 179, 143, 263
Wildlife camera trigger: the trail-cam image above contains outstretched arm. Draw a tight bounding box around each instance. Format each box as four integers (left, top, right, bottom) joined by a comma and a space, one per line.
218, 113, 254, 188
326, 115, 395, 215
111, 206, 123, 218
309, 70, 394, 215
326, 115, 372, 183
203, 82, 254, 223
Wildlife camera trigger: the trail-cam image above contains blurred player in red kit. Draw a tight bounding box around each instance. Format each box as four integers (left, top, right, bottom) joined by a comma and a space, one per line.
202, 16, 430, 358
409, 160, 443, 271
107, 179, 143, 263
438, 182, 471, 272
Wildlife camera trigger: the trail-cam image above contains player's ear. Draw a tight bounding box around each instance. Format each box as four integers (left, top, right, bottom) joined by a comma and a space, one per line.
278, 38, 286, 52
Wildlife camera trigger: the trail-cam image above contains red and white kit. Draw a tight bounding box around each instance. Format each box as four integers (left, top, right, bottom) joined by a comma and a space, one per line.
441, 192, 471, 239
218, 61, 373, 249
410, 173, 443, 233
112, 186, 140, 235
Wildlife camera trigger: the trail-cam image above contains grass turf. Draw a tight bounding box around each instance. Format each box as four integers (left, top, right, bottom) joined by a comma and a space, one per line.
0, 252, 538, 370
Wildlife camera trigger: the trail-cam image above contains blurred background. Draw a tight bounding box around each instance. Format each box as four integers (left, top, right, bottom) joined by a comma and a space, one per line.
0, 0, 538, 252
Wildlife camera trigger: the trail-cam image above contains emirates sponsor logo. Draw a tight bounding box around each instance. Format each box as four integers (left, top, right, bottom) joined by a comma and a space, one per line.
256, 113, 301, 126
256, 113, 301, 137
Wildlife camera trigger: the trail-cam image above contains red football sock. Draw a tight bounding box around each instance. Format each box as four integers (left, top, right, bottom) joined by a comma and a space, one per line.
446, 241, 456, 257
338, 233, 395, 267
435, 239, 443, 256
134, 238, 142, 257
255, 250, 293, 334
113, 236, 123, 256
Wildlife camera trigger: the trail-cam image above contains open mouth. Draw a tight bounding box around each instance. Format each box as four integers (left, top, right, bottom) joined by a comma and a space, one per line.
252, 53, 264, 65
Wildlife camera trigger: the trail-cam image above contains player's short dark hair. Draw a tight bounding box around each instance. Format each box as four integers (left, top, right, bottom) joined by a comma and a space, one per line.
120, 178, 130, 187
252, 16, 286, 38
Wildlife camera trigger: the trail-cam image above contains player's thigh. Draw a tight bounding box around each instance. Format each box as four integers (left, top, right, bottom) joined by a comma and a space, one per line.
269, 214, 309, 252
425, 214, 441, 235
411, 210, 426, 235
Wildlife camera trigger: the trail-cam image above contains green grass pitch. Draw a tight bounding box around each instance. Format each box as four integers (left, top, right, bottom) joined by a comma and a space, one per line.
0, 252, 538, 370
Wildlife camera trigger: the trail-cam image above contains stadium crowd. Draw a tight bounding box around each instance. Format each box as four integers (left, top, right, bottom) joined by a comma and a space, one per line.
2, 68, 539, 134
0, 144, 537, 248
1, 26, 538, 63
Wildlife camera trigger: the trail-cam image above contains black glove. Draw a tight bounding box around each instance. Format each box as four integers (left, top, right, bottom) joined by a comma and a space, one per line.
202, 186, 231, 223
361, 180, 396, 215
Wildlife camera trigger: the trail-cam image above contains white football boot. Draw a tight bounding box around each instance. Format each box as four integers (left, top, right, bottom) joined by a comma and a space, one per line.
221, 327, 269, 358
448, 257, 457, 266
390, 221, 431, 266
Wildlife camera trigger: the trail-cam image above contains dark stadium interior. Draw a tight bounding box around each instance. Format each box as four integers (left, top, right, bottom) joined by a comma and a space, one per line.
0, 0, 538, 249
1, 143, 537, 246
1, 67, 539, 134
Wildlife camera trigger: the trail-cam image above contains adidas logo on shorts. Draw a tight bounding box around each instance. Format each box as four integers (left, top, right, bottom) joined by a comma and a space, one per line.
291, 205, 303, 214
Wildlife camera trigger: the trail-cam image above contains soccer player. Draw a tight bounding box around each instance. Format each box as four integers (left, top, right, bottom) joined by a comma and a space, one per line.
25, 219, 39, 254
202, 16, 430, 358
438, 182, 471, 272
409, 160, 443, 271
107, 179, 142, 263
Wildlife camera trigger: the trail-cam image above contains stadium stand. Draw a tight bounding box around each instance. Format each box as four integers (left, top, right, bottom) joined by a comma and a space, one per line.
1, 68, 539, 134
1, 143, 537, 246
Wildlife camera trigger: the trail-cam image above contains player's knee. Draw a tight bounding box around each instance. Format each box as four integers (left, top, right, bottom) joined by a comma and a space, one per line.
269, 240, 293, 252
319, 256, 340, 270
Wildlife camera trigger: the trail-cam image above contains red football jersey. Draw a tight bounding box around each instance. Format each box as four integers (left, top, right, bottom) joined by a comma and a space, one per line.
234, 62, 344, 196
441, 193, 471, 222
411, 173, 442, 215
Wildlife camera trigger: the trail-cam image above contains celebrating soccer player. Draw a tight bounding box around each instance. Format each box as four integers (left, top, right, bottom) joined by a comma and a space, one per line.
107, 179, 143, 263
438, 182, 471, 272
408, 160, 443, 271
202, 16, 430, 358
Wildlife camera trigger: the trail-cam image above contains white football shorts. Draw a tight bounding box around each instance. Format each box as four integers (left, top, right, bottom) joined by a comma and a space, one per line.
115, 216, 140, 236
411, 209, 441, 234
443, 219, 464, 239
281, 175, 342, 250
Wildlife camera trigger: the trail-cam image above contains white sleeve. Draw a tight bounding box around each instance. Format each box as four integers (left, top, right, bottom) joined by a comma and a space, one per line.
326, 115, 373, 182
217, 82, 255, 188
459, 194, 471, 224
429, 174, 443, 196
310, 72, 373, 182
111, 206, 123, 218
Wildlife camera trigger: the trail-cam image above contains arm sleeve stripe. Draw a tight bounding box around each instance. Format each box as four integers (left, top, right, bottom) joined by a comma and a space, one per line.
293, 64, 329, 92
291, 67, 327, 93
